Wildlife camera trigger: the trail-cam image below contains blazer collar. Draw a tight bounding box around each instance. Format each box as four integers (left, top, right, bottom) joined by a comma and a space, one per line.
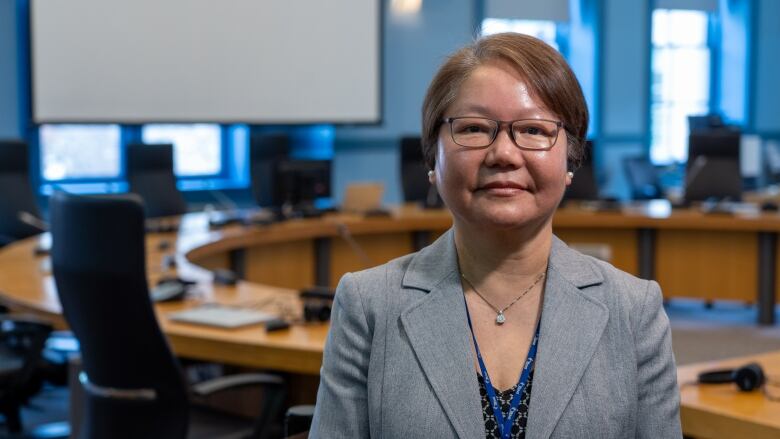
527, 240, 609, 439
400, 230, 483, 439
401, 230, 609, 439
401, 231, 604, 291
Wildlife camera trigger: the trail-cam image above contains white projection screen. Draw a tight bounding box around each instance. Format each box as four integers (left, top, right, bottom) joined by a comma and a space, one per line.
31, 0, 381, 124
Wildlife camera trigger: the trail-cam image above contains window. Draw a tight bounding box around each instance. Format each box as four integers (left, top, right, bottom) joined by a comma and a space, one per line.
39, 124, 122, 181
141, 124, 222, 176
650, 9, 711, 164
481, 18, 559, 51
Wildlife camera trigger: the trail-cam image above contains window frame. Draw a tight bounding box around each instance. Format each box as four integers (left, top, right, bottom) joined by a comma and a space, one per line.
34, 123, 249, 194
648, 8, 717, 165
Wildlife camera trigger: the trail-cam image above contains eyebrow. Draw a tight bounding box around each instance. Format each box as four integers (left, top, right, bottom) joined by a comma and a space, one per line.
452, 104, 550, 120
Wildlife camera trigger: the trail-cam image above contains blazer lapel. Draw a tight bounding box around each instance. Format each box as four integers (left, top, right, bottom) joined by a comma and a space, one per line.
399, 230, 485, 439
527, 237, 609, 439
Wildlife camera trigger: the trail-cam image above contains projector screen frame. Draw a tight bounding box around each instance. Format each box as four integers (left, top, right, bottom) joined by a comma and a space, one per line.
28, 0, 384, 126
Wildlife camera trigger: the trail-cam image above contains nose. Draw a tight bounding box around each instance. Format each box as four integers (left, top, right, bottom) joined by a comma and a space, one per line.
484, 126, 525, 169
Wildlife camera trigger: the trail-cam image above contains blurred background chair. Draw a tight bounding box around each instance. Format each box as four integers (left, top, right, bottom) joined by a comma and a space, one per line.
0, 140, 45, 247
126, 143, 188, 218
399, 136, 441, 208
249, 133, 290, 209
623, 156, 664, 200
49, 191, 285, 439
0, 315, 53, 435
563, 141, 599, 202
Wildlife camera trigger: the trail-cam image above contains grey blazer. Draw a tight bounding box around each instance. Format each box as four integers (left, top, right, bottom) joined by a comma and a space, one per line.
310, 229, 682, 438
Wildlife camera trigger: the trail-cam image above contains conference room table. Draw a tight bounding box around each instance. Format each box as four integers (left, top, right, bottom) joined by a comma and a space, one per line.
2, 201, 780, 378
678, 350, 780, 438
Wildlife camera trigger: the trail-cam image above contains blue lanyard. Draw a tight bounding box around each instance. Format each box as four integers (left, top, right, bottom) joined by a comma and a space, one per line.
464, 297, 540, 439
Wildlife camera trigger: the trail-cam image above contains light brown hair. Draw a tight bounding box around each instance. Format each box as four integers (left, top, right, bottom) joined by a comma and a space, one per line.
421, 32, 589, 170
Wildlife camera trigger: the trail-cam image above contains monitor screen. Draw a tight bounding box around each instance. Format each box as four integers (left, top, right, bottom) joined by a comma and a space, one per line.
685, 131, 742, 202
275, 160, 332, 208
687, 130, 741, 169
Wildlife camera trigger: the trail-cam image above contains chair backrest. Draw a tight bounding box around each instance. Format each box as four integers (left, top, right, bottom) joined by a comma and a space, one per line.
623, 156, 663, 200
0, 140, 43, 245
399, 136, 431, 203
249, 133, 290, 207
126, 143, 187, 218
564, 141, 599, 201
49, 191, 188, 439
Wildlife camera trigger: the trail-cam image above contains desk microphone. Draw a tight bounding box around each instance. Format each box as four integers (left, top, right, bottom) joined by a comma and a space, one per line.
17, 211, 49, 232
335, 222, 373, 268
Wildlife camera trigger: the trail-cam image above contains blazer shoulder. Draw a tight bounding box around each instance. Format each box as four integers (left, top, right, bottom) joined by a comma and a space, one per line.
336, 252, 417, 305
581, 254, 662, 318
552, 235, 660, 314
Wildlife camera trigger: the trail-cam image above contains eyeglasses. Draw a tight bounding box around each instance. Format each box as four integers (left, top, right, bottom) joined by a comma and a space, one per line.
442, 117, 562, 150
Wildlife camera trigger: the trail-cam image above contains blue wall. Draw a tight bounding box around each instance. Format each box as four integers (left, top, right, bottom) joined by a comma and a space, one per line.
0, 0, 21, 138
754, 0, 780, 135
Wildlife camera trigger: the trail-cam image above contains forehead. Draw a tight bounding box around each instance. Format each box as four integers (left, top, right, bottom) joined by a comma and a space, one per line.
447, 60, 552, 118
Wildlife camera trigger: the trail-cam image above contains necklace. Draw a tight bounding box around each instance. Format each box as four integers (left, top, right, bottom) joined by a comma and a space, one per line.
460, 271, 545, 325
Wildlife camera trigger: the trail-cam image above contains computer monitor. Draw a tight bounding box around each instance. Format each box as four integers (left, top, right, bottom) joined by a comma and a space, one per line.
564, 141, 598, 201
684, 131, 742, 202
688, 114, 725, 133
275, 159, 331, 210
764, 140, 780, 184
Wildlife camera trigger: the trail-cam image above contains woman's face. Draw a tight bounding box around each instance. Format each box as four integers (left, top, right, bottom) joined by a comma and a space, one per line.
432, 60, 571, 232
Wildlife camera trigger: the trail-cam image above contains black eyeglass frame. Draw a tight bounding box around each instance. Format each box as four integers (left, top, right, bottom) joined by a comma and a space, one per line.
441, 116, 564, 151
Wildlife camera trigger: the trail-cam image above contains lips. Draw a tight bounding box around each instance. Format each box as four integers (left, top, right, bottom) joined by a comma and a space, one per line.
478, 181, 527, 191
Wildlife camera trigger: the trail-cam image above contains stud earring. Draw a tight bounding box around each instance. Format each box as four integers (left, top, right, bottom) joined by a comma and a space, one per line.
567, 171, 574, 179
428, 170, 435, 179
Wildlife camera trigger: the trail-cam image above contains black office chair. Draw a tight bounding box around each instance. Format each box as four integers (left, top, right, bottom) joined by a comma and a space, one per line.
126, 143, 188, 218
399, 136, 441, 208
49, 191, 285, 439
0, 315, 53, 435
249, 133, 290, 208
0, 140, 44, 246
623, 156, 663, 200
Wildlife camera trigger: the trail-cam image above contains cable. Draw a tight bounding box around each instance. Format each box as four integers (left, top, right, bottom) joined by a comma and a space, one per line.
334, 222, 373, 268
17, 211, 49, 231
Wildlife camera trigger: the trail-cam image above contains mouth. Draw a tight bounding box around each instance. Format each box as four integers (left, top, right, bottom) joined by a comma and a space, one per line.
477, 181, 529, 195
479, 181, 527, 190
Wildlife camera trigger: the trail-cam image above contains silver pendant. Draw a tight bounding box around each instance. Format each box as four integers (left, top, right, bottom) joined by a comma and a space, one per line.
496, 312, 506, 325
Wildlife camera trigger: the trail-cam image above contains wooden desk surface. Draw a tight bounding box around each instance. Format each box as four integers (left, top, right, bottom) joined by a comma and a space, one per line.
3, 203, 780, 375
678, 351, 780, 439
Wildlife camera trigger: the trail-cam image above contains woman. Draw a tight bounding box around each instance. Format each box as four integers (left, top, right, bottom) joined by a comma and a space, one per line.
310, 33, 681, 438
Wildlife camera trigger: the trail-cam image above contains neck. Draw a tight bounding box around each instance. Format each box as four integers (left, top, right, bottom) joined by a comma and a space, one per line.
454, 221, 552, 301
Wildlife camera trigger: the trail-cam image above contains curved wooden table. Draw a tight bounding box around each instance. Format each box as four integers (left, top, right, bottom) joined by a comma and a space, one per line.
1, 202, 780, 377
678, 351, 780, 439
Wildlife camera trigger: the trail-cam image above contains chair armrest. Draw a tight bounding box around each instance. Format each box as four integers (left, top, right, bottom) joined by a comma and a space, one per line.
285, 405, 314, 437
191, 373, 284, 397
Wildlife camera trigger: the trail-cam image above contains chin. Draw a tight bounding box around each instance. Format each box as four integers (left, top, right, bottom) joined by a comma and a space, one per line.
470, 209, 541, 231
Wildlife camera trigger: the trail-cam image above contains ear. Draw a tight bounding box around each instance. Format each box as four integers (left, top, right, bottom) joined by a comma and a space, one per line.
565, 171, 573, 186
428, 170, 436, 185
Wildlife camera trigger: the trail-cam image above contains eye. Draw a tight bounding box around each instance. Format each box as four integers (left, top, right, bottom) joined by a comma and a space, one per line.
514, 122, 556, 137
459, 124, 488, 134
453, 119, 494, 134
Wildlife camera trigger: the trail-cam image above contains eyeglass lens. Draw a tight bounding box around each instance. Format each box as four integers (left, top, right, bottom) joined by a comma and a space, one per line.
450, 117, 559, 149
